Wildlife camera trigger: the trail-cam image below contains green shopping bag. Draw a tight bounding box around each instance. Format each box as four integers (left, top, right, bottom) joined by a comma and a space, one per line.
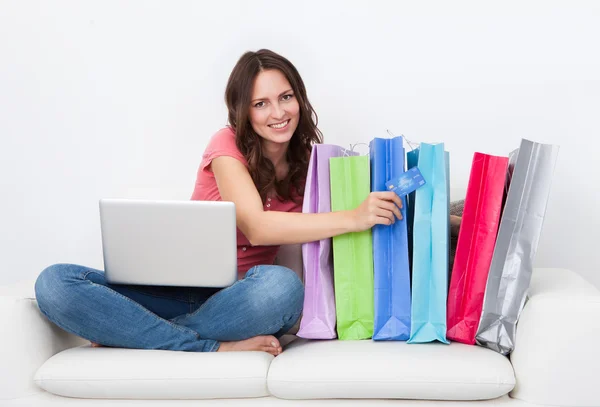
330, 155, 374, 340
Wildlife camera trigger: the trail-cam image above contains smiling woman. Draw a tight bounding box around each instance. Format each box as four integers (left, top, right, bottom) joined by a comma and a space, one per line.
33, 49, 409, 359
187, 49, 408, 354
222, 49, 321, 203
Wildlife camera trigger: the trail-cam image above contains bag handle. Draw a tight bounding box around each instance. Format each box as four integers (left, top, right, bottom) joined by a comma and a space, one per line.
386, 129, 420, 152
342, 143, 370, 157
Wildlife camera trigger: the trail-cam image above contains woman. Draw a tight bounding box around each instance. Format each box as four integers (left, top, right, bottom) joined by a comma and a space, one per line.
34, 49, 458, 355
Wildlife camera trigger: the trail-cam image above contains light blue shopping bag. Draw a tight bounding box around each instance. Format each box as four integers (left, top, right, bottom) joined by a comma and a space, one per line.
407, 143, 450, 344
370, 137, 411, 341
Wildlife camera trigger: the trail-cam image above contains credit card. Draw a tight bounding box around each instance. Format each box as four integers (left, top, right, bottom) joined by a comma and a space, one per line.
385, 166, 426, 197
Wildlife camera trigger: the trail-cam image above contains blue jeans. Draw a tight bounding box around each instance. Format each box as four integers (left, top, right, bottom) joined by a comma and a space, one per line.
34, 264, 304, 352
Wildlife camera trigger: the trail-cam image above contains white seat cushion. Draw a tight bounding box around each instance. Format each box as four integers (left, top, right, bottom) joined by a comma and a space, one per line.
268, 338, 515, 400
34, 345, 273, 399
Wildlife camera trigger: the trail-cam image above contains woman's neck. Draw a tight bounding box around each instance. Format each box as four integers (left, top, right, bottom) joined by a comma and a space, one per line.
262, 141, 290, 182
263, 140, 289, 169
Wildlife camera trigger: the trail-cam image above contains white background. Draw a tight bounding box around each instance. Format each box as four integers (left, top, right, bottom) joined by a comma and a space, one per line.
1, 0, 598, 286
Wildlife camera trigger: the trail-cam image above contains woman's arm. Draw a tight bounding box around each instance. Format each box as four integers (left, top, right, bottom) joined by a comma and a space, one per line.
211, 156, 403, 246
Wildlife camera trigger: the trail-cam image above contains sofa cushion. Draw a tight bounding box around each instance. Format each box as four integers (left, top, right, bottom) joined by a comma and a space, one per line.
268, 338, 515, 400
34, 345, 273, 399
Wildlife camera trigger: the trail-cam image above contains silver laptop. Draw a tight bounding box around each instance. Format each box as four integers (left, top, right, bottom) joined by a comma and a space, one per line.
99, 199, 237, 287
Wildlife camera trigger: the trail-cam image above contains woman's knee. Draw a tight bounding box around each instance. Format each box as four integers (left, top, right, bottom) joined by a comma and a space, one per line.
34, 264, 86, 312
250, 265, 304, 315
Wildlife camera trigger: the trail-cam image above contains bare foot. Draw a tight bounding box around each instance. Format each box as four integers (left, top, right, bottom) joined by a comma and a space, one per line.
217, 335, 282, 356
90, 342, 104, 348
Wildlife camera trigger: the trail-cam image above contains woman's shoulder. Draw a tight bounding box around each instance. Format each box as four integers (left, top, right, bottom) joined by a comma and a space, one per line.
206, 126, 236, 149
203, 126, 246, 163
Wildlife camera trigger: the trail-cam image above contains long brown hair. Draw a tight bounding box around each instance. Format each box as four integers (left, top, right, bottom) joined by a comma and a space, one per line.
225, 49, 323, 203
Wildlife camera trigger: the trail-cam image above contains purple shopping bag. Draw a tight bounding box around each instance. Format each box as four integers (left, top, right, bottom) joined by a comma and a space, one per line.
297, 144, 357, 339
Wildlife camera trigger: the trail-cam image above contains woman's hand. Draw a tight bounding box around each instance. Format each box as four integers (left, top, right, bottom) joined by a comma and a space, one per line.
450, 215, 462, 237
349, 191, 403, 232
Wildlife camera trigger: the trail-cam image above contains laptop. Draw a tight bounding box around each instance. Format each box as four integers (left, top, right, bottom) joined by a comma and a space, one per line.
99, 199, 237, 288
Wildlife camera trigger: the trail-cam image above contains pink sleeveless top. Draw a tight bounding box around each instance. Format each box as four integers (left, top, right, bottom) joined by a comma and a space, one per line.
191, 127, 302, 278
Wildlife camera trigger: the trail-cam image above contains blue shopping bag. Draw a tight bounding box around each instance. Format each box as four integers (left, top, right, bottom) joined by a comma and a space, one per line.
406, 148, 420, 273
408, 142, 450, 344
370, 137, 411, 341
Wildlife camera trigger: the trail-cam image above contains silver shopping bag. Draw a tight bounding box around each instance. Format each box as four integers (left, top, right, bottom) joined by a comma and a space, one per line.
475, 139, 559, 355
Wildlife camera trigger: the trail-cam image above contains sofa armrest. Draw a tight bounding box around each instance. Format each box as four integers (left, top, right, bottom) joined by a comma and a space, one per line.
0, 279, 87, 401
510, 268, 600, 407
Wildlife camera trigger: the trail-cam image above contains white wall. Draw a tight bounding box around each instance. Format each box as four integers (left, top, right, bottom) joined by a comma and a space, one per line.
1, 0, 599, 286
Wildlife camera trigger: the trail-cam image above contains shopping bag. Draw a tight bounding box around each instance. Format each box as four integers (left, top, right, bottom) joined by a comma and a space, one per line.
370, 137, 411, 341
406, 149, 420, 274
476, 139, 559, 355
447, 153, 509, 344
444, 151, 451, 286
297, 144, 357, 339
330, 155, 374, 340
407, 143, 450, 344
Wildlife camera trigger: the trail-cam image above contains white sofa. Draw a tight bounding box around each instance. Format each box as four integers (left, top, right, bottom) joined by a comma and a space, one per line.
2, 242, 600, 406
